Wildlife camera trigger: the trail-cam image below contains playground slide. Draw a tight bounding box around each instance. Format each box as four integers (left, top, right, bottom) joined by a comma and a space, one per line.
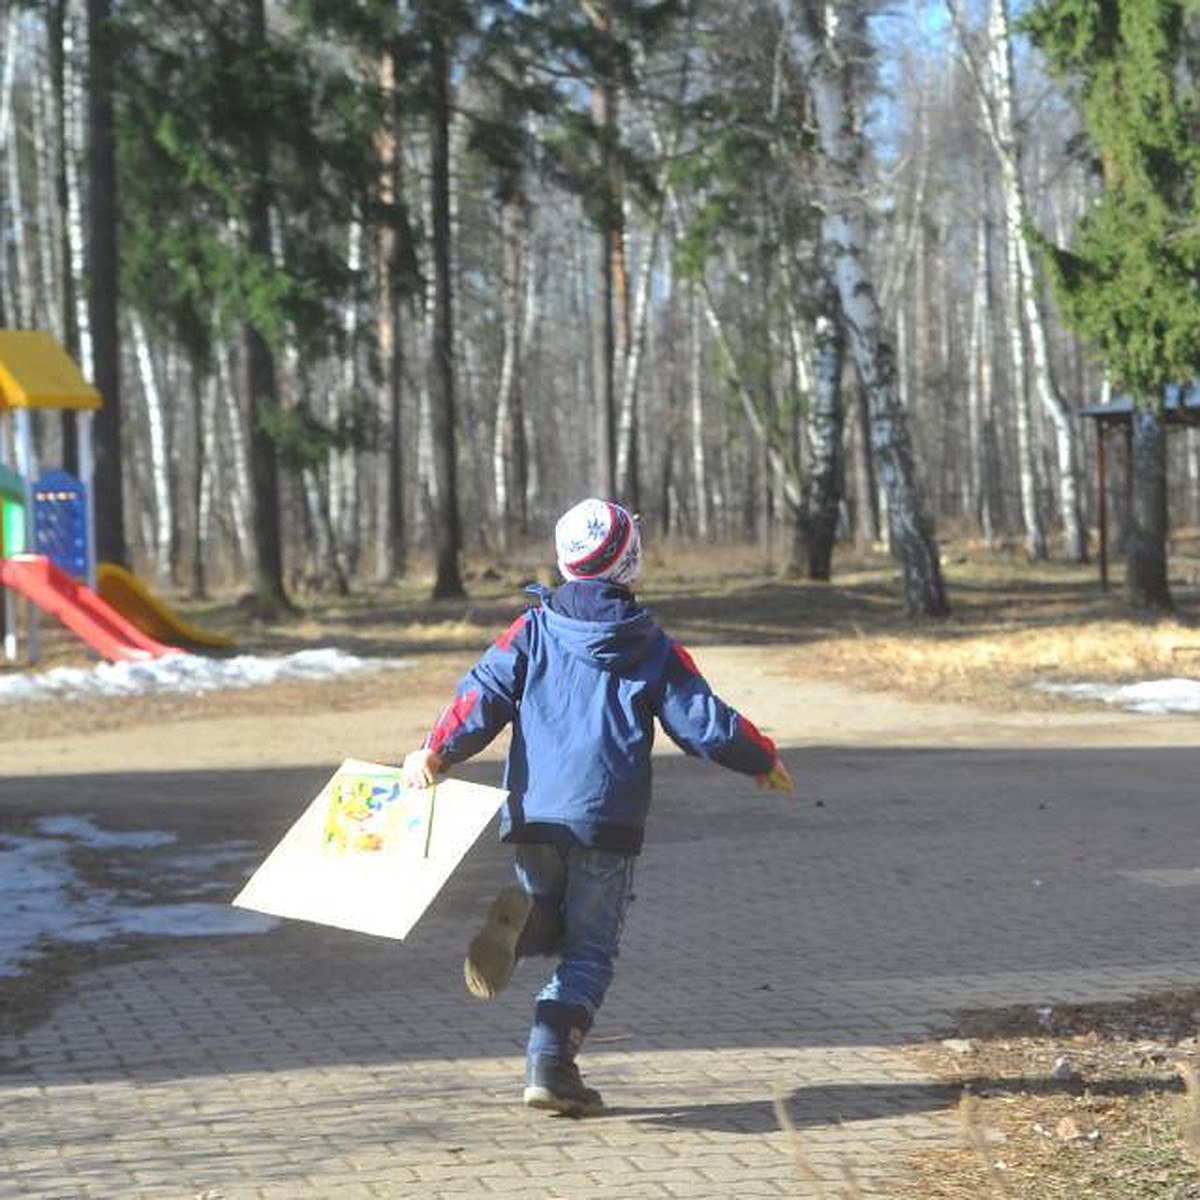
96, 563, 234, 651
0, 555, 179, 662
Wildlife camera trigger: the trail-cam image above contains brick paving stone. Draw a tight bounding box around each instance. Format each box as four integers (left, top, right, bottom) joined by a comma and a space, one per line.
5, 710, 1200, 1198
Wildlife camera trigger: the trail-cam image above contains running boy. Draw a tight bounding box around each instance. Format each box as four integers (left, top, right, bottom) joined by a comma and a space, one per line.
402, 498, 793, 1115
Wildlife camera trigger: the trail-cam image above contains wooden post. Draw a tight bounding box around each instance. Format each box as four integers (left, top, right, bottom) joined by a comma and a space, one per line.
1096, 419, 1108, 590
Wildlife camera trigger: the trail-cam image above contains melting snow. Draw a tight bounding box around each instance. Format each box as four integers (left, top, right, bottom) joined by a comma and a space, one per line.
0, 817, 274, 978
0, 647, 412, 705
1037, 678, 1200, 715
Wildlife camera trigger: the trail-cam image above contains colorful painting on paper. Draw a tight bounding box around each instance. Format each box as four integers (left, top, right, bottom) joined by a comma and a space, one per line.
233, 759, 507, 940
323, 772, 435, 857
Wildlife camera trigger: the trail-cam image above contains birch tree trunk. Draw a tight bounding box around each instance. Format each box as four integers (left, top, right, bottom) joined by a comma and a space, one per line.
32, 66, 57, 334
615, 211, 665, 508
130, 312, 173, 584
1003, 219, 1045, 557
791, 0, 949, 617
492, 197, 529, 548
799, 273, 844, 580
0, 10, 22, 327
947, 0, 1085, 562
688, 283, 709, 540
375, 39, 409, 581
47, 1, 79, 378
966, 213, 1000, 544
334, 218, 363, 577
214, 340, 250, 576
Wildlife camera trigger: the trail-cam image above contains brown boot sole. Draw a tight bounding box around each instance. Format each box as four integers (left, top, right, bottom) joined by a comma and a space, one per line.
522, 1085, 604, 1117
463, 886, 532, 999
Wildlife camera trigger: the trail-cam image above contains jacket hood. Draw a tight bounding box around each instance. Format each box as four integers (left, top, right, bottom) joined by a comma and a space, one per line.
535, 580, 660, 672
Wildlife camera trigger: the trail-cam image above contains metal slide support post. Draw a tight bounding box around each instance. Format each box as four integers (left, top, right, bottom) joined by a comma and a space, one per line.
14, 408, 38, 663
1, 413, 13, 661
78, 411, 97, 589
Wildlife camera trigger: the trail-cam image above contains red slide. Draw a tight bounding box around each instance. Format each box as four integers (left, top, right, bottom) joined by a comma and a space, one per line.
0, 554, 180, 661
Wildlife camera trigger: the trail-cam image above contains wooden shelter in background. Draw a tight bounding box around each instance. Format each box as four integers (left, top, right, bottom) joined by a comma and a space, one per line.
1080, 383, 1200, 589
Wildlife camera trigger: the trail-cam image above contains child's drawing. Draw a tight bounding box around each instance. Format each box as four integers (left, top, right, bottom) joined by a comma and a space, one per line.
233, 759, 505, 940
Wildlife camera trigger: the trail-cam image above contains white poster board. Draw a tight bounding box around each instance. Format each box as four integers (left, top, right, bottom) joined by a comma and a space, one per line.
233, 759, 507, 940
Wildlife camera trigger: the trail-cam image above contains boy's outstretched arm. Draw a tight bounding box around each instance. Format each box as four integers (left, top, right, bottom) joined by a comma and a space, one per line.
658, 640, 795, 794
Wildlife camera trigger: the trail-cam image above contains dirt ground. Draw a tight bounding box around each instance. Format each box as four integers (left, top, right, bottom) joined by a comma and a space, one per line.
5, 541, 1200, 776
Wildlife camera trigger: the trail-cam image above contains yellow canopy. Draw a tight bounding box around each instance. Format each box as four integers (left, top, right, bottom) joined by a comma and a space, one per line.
0, 331, 101, 411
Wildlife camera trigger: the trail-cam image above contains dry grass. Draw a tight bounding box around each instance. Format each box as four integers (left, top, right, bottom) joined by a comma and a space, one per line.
5, 537, 1200, 740
772, 541, 1200, 710
773, 1084, 866, 1200
793, 618, 1200, 711
896, 991, 1200, 1200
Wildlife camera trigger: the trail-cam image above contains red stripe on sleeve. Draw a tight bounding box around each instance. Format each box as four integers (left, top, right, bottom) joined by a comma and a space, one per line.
738, 713, 776, 757
427, 689, 479, 752
671, 641, 702, 676
495, 612, 529, 652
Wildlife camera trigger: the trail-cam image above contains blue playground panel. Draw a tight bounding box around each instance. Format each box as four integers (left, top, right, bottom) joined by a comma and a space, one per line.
33, 469, 88, 581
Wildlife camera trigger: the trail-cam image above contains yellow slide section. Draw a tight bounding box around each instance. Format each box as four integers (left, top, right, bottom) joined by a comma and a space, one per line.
96, 563, 235, 651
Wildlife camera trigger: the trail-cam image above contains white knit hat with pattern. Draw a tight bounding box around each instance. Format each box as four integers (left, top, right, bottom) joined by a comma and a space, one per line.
555, 498, 642, 586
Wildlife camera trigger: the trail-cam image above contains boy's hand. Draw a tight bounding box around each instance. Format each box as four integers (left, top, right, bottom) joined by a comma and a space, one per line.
756, 757, 794, 794
402, 748, 445, 789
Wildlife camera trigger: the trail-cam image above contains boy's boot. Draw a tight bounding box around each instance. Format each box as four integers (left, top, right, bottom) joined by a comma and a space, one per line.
523, 1000, 603, 1116
464, 886, 532, 999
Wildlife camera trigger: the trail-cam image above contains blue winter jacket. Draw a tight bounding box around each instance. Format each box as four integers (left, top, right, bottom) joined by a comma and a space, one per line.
424, 580, 777, 854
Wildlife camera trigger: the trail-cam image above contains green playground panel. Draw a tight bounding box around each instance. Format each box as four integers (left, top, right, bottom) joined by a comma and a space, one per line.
0, 462, 27, 556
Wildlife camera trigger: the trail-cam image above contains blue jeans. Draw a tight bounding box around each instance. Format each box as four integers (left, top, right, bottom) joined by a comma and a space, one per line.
514, 843, 635, 1062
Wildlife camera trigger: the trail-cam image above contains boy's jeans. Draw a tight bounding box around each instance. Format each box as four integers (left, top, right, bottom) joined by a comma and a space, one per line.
513, 843, 635, 1062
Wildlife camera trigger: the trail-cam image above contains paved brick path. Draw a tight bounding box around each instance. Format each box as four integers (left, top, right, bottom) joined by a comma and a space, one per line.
3, 671, 1200, 1198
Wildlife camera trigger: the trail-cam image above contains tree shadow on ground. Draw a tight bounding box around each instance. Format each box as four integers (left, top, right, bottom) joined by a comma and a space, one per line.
614, 1074, 1184, 1135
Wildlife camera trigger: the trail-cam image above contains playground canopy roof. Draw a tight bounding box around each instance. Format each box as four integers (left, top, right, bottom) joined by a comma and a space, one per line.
1079, 381, 1200, 428
0, 331, 101, 411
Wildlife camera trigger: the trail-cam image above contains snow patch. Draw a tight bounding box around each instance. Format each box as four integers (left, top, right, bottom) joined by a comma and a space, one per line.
1037, 677, 1200, 715
0, 820, 275, 978
33, 814, 177, 850
0, 647, 413, 706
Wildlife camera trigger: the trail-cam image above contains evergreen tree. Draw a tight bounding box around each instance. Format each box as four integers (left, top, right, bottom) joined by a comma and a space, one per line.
1024, 0, 1200, 611
117, 0, 380, 611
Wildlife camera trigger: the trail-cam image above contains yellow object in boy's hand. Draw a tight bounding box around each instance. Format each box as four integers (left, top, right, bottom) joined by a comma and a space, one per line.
756, 757, 795, 794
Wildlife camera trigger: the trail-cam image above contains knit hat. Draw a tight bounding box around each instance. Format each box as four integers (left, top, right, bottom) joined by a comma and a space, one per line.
555, 499, 642, 586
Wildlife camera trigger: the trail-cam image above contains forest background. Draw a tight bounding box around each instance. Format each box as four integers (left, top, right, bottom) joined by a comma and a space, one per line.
1, 0, 1198, 620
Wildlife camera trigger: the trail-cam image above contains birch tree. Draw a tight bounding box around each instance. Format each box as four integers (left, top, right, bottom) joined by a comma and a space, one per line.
800, 274, 844, 579
947, 0, 1086, 562
789, 0, 949, 617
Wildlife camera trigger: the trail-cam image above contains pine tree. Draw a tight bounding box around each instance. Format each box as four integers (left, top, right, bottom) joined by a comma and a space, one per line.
117, 0, 381, 610
1023, 0, 1200, 611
